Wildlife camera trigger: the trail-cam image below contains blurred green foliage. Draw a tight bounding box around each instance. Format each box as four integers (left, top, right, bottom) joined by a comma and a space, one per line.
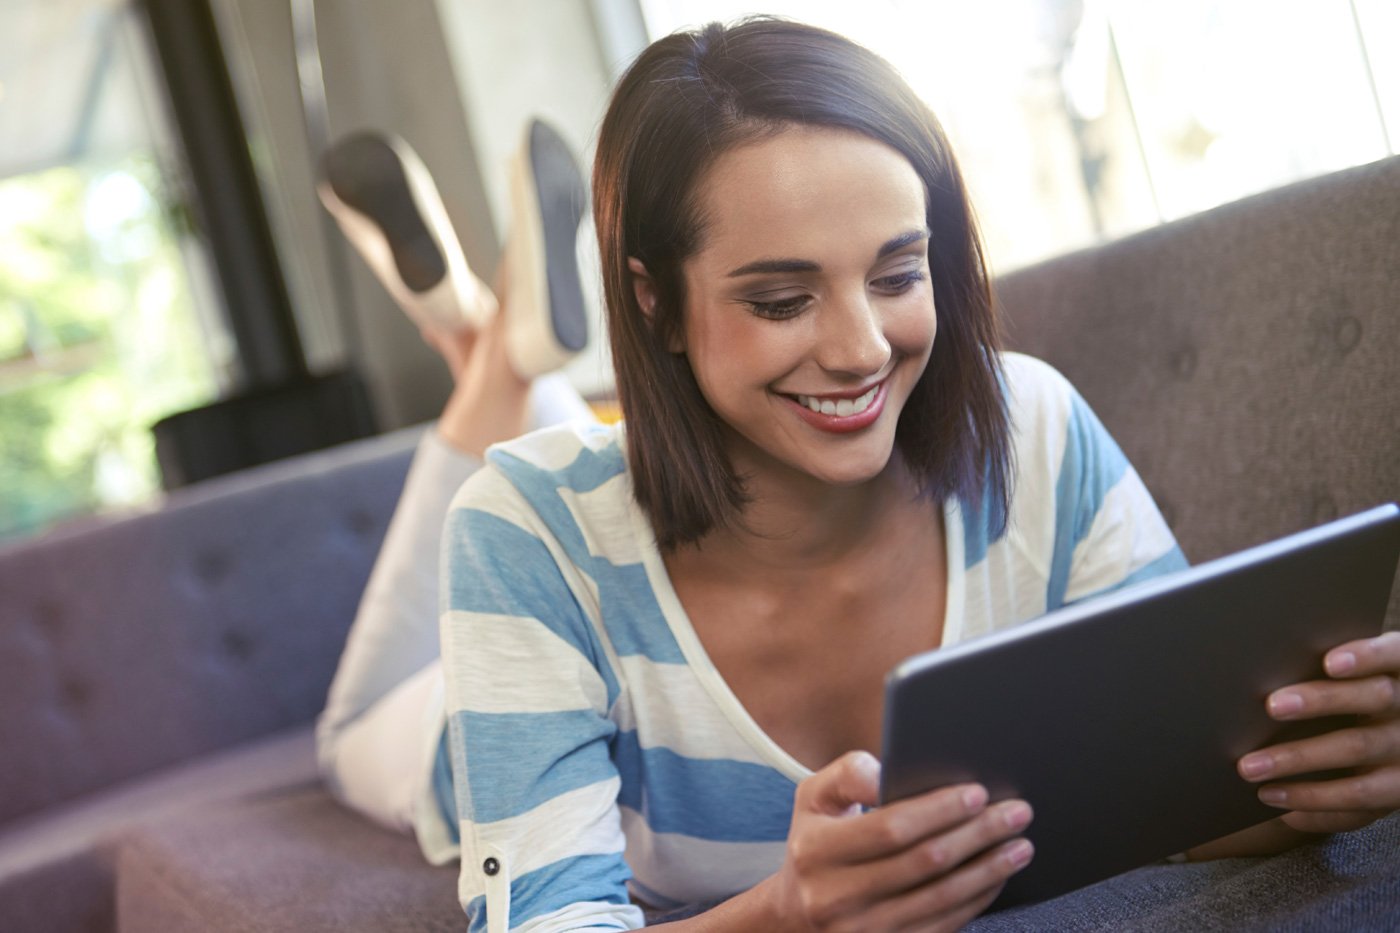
0, 156, 217, 542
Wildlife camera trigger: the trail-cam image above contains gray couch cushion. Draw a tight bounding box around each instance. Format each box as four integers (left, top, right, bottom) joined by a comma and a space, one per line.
965, 811, 1400, 932
0, 847, 114, 933
0, 727, 318, 933
115, 787, 460, 932
997, 154, 1400, 630
0, 427, 423, 826
648, 815, 1400, 930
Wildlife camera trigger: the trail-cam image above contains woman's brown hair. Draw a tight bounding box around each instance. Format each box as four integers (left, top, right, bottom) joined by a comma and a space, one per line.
593, 17, 1011, 550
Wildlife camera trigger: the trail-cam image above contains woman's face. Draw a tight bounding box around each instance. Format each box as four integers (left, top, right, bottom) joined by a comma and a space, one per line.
675, 125, 937, 490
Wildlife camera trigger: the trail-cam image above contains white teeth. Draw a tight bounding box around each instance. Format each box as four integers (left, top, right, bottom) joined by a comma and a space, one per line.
794, 384, 879, 417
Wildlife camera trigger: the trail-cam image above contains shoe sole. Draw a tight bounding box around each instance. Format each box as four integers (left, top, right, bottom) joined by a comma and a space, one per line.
528, 121, 589, 355
321, 134, 446, 294
505, 121, 589, 377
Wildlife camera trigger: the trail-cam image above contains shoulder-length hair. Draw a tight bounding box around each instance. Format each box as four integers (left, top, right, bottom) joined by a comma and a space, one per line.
593, 17, 1011, 551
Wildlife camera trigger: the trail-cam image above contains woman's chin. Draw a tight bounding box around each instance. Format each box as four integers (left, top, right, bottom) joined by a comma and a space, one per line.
793, 446, 899, 490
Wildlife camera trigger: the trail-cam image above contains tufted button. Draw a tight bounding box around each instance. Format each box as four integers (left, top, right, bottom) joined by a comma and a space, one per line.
345, 508, 376, 537
62, 679, 93, 710
482, 857, 500, 876
1169, 347, 1197, 380
194, 550, 231, 586
1308, 301, 1362, 360
1334, 316, 1361, 355
221, 630, 255, 661
35, 600, 64, 636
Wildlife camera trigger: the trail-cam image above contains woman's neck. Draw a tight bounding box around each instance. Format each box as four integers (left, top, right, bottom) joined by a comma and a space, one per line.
676, 444, 928, 576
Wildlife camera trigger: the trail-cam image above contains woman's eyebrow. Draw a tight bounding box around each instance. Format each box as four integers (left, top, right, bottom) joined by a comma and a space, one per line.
876, 227, 931, 258
725, 227, 931, 278
726, 257, 820, 278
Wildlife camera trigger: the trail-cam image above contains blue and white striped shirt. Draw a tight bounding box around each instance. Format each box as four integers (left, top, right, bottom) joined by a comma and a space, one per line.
430, 353, 1186, 932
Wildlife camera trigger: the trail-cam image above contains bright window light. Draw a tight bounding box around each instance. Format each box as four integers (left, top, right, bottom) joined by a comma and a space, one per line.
637, 0, 1396, 273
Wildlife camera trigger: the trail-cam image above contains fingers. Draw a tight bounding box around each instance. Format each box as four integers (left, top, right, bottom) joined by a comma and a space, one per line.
1240, 719, 1400, 782
789, 759, 1034, 931
1322, 631, 1400, 679
814, 799, 1033, 909
909, 884, 1003, 933
1266, 674, 1400, 721
900, 799, 1031, 889
1265, 633, 1400, 721
864, 837, 1032, 932
1253, 765, 1400, 812
798, 751, 884, 818
1245, 634, 1400, 829
1282, 808, 1392, 834
800, 780, 994, 866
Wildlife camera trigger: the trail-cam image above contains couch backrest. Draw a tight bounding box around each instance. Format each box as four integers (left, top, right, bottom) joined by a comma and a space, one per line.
3, 158, 1397, 825
0, 427, 421, 825
997, 155, 1400, 629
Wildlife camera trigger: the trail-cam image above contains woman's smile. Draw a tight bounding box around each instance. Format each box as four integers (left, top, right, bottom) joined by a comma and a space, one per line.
675, 124, 937, 489
780, 377, 889, 433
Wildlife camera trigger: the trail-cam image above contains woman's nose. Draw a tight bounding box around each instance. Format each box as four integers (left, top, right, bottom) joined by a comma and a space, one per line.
815, 289, 891, 377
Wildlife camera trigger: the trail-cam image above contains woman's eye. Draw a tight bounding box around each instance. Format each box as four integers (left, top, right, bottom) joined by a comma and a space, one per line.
872, 270, 926, 294
744, 294, 811, 320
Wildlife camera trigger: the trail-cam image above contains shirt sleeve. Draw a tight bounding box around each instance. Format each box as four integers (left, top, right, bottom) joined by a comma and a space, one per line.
439, 464, 644, 933
1047, 385, 1189, 609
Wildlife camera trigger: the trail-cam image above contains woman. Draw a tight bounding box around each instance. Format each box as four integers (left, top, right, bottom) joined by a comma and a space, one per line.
328, 18, 1400, 933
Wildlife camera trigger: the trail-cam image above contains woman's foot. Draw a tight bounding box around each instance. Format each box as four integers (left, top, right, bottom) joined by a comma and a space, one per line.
502, 119, 590, 379
435, 307, 531, 458
318, 132, 498, 341
319, 123, 592, 457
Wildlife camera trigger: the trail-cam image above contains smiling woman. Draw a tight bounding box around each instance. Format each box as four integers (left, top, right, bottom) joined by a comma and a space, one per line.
424, 18, 1179, 932
315, 15, 1400, 933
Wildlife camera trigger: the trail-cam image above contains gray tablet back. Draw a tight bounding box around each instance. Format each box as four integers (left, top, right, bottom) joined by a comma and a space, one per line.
881, 503, 1400, 910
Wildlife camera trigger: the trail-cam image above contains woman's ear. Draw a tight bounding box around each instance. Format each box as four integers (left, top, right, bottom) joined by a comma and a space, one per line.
628, 257, 685, 353
628, 257, 658, 320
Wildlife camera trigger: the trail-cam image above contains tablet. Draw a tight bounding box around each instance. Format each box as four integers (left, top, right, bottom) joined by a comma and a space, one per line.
880, 502, 1400, 910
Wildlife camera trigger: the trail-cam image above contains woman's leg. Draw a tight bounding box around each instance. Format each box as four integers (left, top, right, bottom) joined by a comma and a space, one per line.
315, 126, 592, 832
317, 321, 591, 830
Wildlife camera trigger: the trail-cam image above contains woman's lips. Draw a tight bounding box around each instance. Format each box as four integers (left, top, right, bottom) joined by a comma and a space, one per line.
780, 380, 888, 434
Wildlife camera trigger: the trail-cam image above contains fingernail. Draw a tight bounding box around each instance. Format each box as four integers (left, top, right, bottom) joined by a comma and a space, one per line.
1269, 692, 1303, 717
1240, 754, 1273, 780
962, 785, 988, 811
1002, 801, 1033, 830
1003, 839, 1034, 870
1327, 652, 1356, 676
1259, 787, 1288, 806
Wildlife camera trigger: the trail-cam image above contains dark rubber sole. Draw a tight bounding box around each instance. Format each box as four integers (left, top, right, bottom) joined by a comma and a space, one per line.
527, 121, 589, 352
321, 133, 446, 294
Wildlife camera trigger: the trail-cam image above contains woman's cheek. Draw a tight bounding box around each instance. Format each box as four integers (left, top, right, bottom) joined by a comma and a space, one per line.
888, 292, 937, 358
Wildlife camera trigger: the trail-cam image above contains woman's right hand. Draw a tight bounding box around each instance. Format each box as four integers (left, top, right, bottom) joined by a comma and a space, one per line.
770, 751, 1034, 932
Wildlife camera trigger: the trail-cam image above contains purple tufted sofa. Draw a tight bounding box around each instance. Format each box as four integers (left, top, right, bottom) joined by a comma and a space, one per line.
1, 156, 1397, 932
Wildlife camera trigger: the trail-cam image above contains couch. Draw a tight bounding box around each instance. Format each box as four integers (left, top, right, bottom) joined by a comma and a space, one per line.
2, 155, 1397, 931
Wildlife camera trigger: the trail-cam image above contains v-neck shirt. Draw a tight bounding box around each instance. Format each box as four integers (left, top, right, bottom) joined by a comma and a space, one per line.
430, 353, 1187, 932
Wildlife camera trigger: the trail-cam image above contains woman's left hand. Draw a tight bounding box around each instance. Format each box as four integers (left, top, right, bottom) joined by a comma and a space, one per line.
1238, 630, 1400, 834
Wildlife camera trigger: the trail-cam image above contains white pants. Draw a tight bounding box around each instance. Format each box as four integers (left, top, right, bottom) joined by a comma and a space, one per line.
315, 374, 594, 841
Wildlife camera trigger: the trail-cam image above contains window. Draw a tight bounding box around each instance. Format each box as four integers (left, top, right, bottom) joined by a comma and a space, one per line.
0, 0, 227, 540
637, 0, 1397, 274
